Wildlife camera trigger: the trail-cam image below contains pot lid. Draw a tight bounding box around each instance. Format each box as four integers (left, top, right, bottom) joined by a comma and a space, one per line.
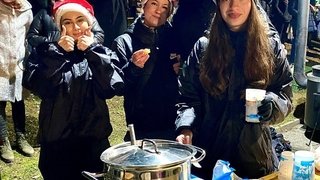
100, 139, 196, 168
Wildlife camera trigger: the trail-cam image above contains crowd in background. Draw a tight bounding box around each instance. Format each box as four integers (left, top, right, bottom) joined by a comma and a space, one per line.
0, 0, 297, 179
260, 0, 320, 64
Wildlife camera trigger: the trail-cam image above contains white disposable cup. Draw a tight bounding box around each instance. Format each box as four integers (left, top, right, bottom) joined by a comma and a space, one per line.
245, 88, 266, 123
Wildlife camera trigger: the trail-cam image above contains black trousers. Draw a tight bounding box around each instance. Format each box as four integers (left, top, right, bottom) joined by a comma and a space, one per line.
39, 138, 110, 180
0, 100, 26, 139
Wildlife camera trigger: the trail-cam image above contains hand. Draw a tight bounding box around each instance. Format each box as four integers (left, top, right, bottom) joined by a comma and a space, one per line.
58, 25, 75, 52
77, 27, 94, 51
173, 61, 180, 75
258, 94, 275, 122
170, 54, 180, 75
176, 129, 193, 145
131, 49, 150, 68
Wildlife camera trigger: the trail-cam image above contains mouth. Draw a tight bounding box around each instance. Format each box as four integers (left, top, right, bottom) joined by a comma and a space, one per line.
73, 32, 83, 37
227, 12, 241, 19
152, 14, 161, 19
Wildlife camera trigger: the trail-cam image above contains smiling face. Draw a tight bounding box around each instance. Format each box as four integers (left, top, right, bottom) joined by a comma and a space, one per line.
219, 0, 252, 32
60, 11, 90, 41
143, 0, 171, 28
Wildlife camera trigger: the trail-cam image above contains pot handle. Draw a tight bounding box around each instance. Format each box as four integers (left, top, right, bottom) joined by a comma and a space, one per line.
140, 139, 160, 154
81, 171, 104, 180
189, 145, 206, 165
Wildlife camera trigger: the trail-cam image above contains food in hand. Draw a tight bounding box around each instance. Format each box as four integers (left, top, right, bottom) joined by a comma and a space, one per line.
143, 48, 151, 54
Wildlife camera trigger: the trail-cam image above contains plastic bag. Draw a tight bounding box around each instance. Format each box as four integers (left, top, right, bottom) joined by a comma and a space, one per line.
212, 160, 235, 180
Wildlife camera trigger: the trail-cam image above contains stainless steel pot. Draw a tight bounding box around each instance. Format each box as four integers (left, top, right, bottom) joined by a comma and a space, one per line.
96, 139, 205, 180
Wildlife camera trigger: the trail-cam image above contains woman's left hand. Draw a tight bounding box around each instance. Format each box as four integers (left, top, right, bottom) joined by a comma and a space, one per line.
77, 27, 94, 51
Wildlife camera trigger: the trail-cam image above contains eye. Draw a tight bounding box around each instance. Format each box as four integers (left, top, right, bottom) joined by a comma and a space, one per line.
162, 5, 168, 10
62, 20, 72, 25
76, 17, 86, 23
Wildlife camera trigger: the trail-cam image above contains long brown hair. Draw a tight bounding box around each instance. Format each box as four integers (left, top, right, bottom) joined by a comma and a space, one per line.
199, 0, 274, 96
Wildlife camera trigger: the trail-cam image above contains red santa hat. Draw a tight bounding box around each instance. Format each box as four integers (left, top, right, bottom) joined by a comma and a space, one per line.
52, 0, 94, 30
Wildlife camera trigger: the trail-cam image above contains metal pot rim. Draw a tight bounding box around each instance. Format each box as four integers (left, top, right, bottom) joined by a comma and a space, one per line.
100, 139, 197, 168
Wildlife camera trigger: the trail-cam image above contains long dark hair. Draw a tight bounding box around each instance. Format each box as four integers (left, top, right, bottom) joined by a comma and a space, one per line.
199, 0, 274, 96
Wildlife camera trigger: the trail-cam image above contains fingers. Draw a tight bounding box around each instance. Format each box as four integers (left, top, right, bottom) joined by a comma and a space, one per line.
58, 36, 75, 52
131, 49, 150, 68
258, 102, 273, 122
77, 27, 94, 51
173, 62, 180, 75
84, 26, 93, 37
176, 129, 193, 145
176, 134, 192, 144
61, 25, 67, 36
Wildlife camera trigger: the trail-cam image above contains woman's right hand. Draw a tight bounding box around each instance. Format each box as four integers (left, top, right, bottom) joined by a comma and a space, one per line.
58, 25, 75, 52
131, 49, 150, 68
176, 129, 193, 145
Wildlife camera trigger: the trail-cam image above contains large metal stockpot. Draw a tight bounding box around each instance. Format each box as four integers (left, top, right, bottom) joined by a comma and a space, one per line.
99, 139, 205, 180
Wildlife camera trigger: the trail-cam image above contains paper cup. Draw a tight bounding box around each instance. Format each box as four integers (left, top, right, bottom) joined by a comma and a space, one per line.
245, 89, 266, 123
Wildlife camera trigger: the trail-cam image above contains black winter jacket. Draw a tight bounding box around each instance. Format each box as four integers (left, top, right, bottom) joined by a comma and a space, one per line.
23, 43, 124, 143
111, 18, 179, 140
175, 28, 293, 178
26, 9, 104, 48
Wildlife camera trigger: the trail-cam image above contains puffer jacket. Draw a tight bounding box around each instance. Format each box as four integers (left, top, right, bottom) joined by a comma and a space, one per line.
23, 42, 124, 143
26, 8, 104, 48
111, 17, 179, 140
175, 27, 293, 178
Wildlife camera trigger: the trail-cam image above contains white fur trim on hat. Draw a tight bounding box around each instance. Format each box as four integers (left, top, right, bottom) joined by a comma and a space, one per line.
54, 3, 93, 30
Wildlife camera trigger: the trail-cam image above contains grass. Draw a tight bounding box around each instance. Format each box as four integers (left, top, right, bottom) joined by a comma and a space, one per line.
0, 96, 126, 180
0, 62, 315, 180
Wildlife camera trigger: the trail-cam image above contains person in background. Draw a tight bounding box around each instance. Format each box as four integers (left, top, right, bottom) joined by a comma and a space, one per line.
23, 0, 124, 179
112, 0, 180, 141
175, 0, 293, 179
26, 0, 104, 52
288, 0, 297, 65
0, 0, 34, 163
308, 0, 319, 48
28, 0, 47, 15
88, 0, 128, 47
258, 0, 272, 16
170, 0, 216, 63
270, 0, 292, 43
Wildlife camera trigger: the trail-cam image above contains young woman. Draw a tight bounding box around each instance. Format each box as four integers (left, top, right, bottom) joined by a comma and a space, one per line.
175, 0, 293, 179
23, 0, 124, 179
112, 0, 180, 140
26, 0, 104, 53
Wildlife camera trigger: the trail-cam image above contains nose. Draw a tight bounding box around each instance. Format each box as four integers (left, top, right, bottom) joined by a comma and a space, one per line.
73, 23, 80, 30
229, 0, 239, 8
155, 6, 162, 14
